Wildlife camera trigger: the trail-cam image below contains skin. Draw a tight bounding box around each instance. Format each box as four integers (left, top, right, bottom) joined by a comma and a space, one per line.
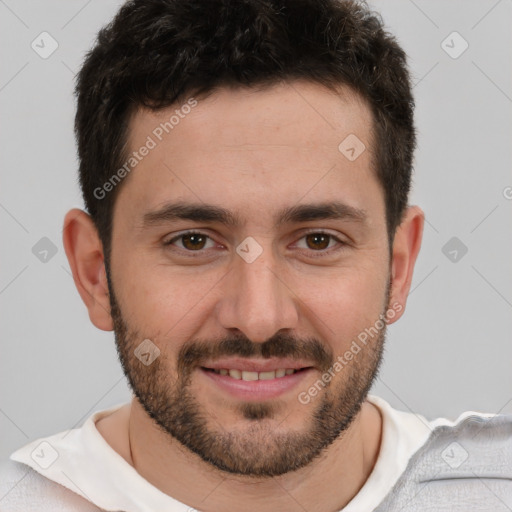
63, 80, 424, 511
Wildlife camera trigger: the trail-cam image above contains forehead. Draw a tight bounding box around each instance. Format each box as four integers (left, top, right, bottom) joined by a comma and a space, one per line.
115, 81, 382, 227
130, 81, 373, 153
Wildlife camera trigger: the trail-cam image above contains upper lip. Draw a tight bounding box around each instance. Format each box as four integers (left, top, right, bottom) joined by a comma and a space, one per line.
201, 357, 314, 373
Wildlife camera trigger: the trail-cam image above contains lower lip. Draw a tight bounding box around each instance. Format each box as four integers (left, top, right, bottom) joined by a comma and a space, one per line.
200, 367, 315, 401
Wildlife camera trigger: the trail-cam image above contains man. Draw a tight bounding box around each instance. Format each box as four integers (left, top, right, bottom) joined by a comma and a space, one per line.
1, 0, 511, 510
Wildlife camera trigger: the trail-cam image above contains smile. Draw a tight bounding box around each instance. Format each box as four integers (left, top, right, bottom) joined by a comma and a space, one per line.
203, 368, 303, 381
200, 364, 314, 401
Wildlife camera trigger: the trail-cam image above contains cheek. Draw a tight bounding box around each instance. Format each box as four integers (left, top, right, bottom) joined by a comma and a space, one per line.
300, 265, 387, 351
114, 257, 221, 337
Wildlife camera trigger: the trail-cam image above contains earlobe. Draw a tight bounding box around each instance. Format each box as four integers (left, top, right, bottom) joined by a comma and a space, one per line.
387, 205, 424, 324
62, 208, 114, 331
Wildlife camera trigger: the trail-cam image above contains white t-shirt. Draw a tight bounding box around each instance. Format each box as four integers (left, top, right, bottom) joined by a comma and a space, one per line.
5, 394, 481, 511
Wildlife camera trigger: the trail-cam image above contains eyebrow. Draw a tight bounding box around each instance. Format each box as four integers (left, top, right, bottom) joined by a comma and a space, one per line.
141, 200, 367, 228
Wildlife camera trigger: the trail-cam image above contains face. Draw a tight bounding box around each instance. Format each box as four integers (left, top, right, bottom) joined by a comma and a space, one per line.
107, 81, 393, 476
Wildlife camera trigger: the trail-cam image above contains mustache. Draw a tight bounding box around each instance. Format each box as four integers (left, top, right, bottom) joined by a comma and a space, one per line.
177, 332, 334, 375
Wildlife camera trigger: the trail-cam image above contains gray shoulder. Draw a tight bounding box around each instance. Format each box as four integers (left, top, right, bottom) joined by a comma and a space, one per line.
375, 413, 512, 511
0, 458, 103, 512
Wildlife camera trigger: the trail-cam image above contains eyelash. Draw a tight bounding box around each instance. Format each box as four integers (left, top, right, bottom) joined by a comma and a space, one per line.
163, 230, 347, 258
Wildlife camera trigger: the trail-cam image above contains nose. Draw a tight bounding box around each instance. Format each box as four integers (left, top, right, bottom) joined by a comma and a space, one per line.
215, 248, 300, 343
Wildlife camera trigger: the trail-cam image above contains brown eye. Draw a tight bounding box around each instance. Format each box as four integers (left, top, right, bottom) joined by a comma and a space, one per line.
305, 233, 331, 250
294, 232, 346, 257
181, 233, 208, 250
165, 231, 216, 251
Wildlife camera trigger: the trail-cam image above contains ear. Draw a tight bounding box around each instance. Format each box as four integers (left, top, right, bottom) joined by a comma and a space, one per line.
62, 208, 113, 331
387, 205, 424, 324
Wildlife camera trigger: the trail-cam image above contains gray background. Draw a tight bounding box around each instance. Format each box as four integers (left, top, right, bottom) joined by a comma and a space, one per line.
1, 0, 511, 462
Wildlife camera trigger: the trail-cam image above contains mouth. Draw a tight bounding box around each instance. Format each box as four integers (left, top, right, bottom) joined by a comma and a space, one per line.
199, 359, 315, 401
202, 367, 308, 380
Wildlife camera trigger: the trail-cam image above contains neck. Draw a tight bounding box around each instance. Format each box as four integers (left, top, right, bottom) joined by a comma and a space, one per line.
124, 398, 382, 512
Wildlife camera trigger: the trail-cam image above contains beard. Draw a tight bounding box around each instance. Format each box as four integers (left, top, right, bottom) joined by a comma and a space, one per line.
106, 266, 390, 477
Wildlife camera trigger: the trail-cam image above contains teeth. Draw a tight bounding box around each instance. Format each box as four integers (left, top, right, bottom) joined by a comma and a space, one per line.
212, 368, 299, 380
